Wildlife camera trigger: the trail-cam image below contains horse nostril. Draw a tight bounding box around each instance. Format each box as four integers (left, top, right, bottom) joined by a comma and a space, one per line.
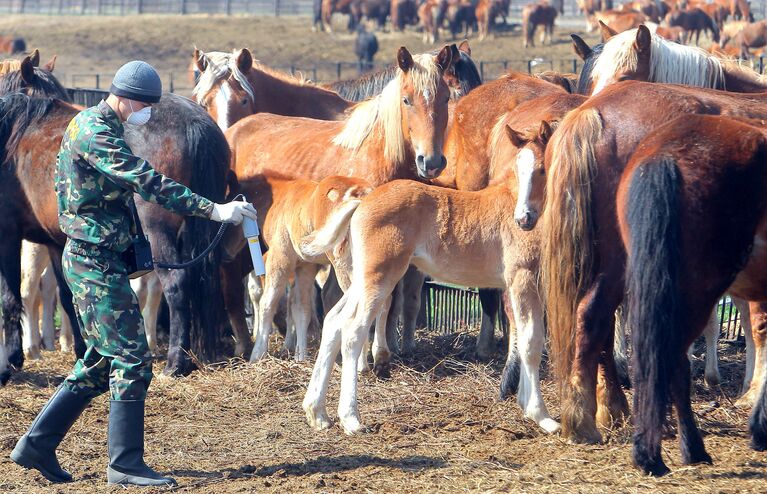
441, 156, 447, 168
416, 155, 425, 167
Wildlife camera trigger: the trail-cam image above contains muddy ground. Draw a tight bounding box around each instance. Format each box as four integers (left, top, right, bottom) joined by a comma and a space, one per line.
0, 328, 764, 493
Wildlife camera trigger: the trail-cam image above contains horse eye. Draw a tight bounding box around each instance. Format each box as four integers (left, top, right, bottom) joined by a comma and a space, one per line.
403, 97, 411, 106
539, 169, 545, 176
241, 98, 249, 106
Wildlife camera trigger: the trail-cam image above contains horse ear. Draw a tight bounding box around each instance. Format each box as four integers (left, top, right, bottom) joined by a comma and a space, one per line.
571, 34, 592, 61
43, 55, 57, 72
29, 48, 40, 67
458, 39, 471, 57
450, 44, 460, 63
538, 121, 553, 143
635, 24, 652, 56
435, 44, 453, 72
20, 55, 35, 84
505, 125, 526, 148
236, 48, 253, 73
193, 48, 208, 73
599, 20, 618, 42
397, 46, 414, 72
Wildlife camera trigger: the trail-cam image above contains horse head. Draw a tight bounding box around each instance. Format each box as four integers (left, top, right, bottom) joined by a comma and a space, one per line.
590, 25, 653, 95
504, 121, 552, 231
192, 48, 256, 132
442, 41, 481, 98
0, 50, 67, 100
396, 45, 453, 179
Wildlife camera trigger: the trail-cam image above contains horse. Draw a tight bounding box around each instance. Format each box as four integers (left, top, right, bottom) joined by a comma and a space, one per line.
223, 46, 454, 362
570, 33, 605, 94
722, 20, 767, 59
577, 0, 614, 31
698, 2, 729, 31
730, 0, 752, 21
419, 0, 442, 44
666, 7, 720, 45
300, 172, 560, 435
588, 25, 767, 96
592, 10, 648, 39
534, 71, 578, 93
616, 114, 767, 475
221, 175, 372, 362
0, 35, 25, 55
521, 3, 558, 48
540, 80, 767, 446
476, 0, 505, 42
391, 0, 419, 31
0, 61, 230, 378
354, 25, 379, 73
320, 0, 357, 32
445, 0, 477, 39
619, 0, 661, 21
350, 0, 390, 30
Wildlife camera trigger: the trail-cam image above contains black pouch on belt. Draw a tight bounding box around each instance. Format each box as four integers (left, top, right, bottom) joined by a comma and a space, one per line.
124, 198, 154, 279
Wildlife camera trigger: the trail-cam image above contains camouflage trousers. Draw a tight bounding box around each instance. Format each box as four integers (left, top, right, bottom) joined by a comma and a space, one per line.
62, 239, 153, 401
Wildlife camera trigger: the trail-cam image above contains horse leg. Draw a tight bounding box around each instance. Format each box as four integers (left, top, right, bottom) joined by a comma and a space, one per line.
20, 241, 44, 359
1, 230, 24, 371
221, 255, 252, 358
736, 298, 756, 402
250, 254, 290, 362
749, 302, 767, 450
476, 289, 501, 360
303, 291, 350, 430
155, 257, 197, 376
595, 325, 630, 431
290, 264, 319, 362
58, 295, 74, 353
499, 291, 519, 400
248, 271, 263, 338
372, 294, 393, 379
671, 343, 712, 465
508, 270, 559, 433
702, 306, 721, 387
46, 245, 85, 358
40, 265, 59, 351
741, 302, 767, 408
400, 266, 426, 355
283, 282, 297, 353
136, 273, 163, 355
385, 278, 403, 355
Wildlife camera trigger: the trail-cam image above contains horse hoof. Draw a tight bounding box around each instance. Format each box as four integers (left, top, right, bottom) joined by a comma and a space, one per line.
341, 418, 369, 435
565, 428, 602, 445
304, 406, 332, 431
538, 418, 561, 434
373, 361, 391, 380
24, 349, 42, 361
704, 373, 721, 388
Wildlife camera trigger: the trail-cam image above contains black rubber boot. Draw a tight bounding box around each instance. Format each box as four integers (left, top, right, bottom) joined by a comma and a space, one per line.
10, 384, 90, 483
106, 400, 176, 487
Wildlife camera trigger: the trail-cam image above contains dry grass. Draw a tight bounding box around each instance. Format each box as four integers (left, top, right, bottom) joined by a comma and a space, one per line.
1, 329, 765, 493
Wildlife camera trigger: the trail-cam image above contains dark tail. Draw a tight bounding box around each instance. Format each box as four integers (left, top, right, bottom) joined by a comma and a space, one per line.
182, 103, 230, 362
624, 157, 681, 476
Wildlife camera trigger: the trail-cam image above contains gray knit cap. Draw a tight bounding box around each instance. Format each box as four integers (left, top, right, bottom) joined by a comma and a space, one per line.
110, 61, 162, 103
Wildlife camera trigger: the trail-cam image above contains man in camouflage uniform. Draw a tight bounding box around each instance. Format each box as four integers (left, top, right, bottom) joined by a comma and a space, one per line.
10, 61, 256, 487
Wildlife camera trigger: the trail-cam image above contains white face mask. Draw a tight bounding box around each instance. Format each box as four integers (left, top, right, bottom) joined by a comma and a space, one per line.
126, 100, 152, 126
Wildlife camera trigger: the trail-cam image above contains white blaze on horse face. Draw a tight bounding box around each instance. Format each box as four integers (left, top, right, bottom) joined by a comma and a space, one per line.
515, 148, 536, 221
215, 80, 232, 132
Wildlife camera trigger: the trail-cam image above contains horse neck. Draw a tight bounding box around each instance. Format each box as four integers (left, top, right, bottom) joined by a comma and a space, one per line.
723, 66, 767, 93
250, 68, 349, 119
356, 129, 416, 186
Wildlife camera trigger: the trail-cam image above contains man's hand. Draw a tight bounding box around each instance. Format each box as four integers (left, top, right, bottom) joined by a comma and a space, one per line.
210, 201, 258, 225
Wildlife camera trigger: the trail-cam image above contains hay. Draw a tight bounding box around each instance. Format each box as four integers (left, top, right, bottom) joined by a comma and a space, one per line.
0, 330, 764, 493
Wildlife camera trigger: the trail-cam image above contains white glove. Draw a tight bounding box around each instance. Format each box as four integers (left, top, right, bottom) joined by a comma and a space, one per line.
210, 200, 258, 225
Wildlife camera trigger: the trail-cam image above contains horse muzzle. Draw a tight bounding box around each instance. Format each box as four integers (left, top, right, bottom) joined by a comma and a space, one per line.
515, 210, 539, 231
416, 154, 447, 179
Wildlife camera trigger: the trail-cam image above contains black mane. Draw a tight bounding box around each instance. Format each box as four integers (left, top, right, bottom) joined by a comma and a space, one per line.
0, 67, 70, 102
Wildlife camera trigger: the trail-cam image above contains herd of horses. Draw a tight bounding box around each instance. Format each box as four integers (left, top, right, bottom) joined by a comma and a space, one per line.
2, 20, 767, 477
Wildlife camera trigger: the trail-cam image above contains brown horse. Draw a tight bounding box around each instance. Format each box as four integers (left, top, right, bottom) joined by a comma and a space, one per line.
521, 2, 558, 48
391, 0, 419, 31
651, 23, 686, 43
698, 2, 729, 31
476, 0, 506, 41
320, 0, 357, 32
722, 20, 767, 58
592, 10, 648, 38
730, 0, 751, 21
577, 0, 614, 31
617, 114, 767, 475
0, 35, 25, 55
589, 25, 767, 95
541, 81, 767, 447
619, 0, 662, 21
419, 0, 442, 44
666, 7, 720, 44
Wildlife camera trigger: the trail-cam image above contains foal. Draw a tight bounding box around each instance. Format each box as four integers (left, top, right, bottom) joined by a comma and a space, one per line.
300, 137, 559, 435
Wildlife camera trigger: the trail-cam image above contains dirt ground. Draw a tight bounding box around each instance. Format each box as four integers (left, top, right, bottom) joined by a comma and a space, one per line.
0, 14, 609, 91
1, 328, 765, 494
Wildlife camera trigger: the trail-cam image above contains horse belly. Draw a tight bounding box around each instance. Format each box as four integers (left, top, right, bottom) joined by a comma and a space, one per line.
731, 231, 767, 301
412, 244, 505, 289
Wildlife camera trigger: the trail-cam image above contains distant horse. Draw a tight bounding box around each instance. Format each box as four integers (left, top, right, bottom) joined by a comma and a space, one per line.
350, 0, 390, 30
419, 0, 443, 44
617, 114, 767, 475
730, 0, 752, 21
619, 0, 661, 21
0, 62, 230, 378
320, 0, 357, 32
666, 7, 720, 45
521, 3, 558, 48
592, 10, 648, 38
647, 23, 686, 43
354, 25, 379, 73
588, 25, 767, 95
534, 70, 578, 92
391, 0, 419, 31
540, 81, 767, 446
699, 2, 729, 31
722, 20, 767, 59
445, 0, 477, 39
720, 20, 750, 45
577, 0, 614, 31
225, 47, 455, 361
0, 35, 25, 55
300, 172, 560, 435
221, 175, 372, 362
476, 0, 505, 41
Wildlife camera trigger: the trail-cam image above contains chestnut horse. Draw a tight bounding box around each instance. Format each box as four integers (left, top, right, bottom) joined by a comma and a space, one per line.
0, 62, 230, 378
521, 2, 558, 48
592, 10, 647, 38
617, 114, 767, 475
589, 25, 767, 95
722, 20, 767, 59
541, 81, 767, 446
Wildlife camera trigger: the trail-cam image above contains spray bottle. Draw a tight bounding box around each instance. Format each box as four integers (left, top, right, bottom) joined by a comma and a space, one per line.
242, 216, 266, 276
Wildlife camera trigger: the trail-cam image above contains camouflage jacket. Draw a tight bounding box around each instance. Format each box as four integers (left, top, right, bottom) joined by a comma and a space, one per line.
56, 100, 214, 252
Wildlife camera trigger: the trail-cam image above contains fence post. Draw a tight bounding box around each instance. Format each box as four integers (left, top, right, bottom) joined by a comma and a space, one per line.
95, 74, 100, 89
169, 72, 174, 93
225, 0, 231, 15
181, 0, 187, 14
97, 0, 102, 14
336, 62, 341, 80
274, 0, 280, 16
138, 0, 143, 13
527, 59, 533, 74
80, 0, 85, 14
572, 58, 577, 74
479, 61, 484, 81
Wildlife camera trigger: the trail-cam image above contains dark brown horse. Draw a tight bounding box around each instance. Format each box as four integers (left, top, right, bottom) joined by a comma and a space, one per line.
391, 0, 419, 30
0, 34, 25, 55
666, 7, 720, 45
617, 114, 767, 475
541, 81, 767, 447
521, 2, 558, 48
0, 57, 230, 379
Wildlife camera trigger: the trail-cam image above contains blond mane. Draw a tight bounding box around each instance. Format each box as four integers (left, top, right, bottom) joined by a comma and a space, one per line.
332, 53, 440, 164
590, 28, 725, 94
0, 59, 21, 76
192, 49, 311, 104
